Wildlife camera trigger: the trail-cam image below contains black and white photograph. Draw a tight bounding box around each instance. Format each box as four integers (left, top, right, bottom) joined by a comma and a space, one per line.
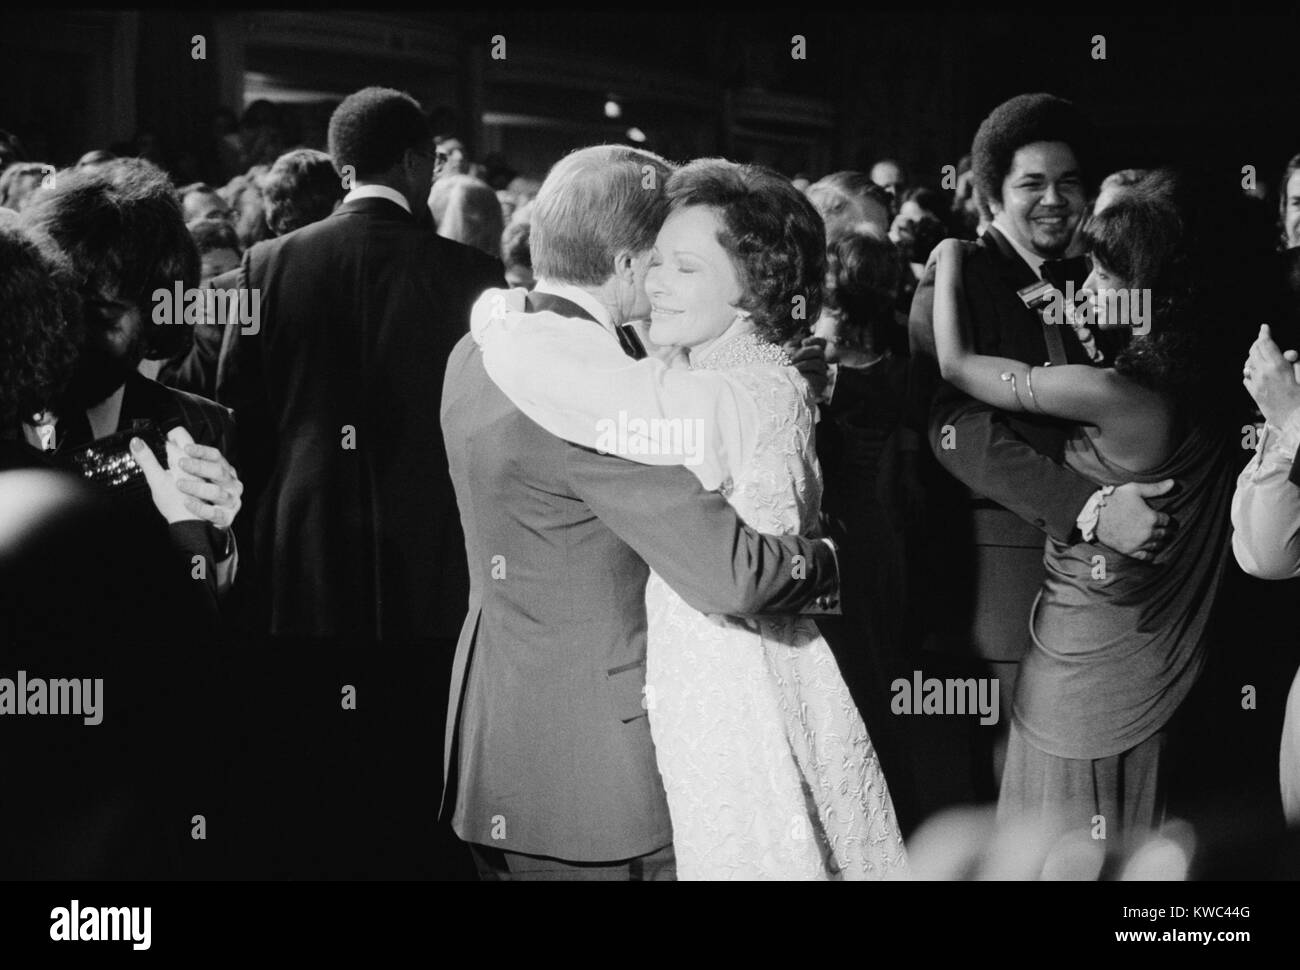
0, 1, 1297, 949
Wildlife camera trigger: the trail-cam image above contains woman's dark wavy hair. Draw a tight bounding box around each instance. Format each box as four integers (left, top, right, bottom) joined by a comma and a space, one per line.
0, 225, 81, 428
665, 159, 826, 345
20, 158, 199, 360
900, 186, 949, 224
894, 212, 948, 265
1084, 168, 1271, 423
825, 230, 900, 354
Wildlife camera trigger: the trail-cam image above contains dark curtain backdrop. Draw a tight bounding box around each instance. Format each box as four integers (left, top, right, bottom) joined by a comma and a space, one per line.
134, 11, 222, 172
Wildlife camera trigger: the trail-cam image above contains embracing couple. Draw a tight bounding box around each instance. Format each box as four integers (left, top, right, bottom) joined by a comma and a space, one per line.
439, 146, 908, 880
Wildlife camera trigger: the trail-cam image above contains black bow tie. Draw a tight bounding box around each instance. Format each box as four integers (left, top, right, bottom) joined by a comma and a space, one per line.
1040, 255, 1090, 291
616, 323, 647, 360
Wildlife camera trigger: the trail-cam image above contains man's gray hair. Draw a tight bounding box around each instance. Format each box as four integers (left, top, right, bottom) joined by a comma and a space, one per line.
530, 145, 675, 286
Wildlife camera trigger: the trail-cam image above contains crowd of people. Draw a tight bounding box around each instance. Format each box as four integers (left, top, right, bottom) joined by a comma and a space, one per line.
3, 84, 1300, 880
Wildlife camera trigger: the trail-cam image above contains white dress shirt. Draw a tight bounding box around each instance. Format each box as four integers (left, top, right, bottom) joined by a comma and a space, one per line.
1232, 411, 1300, 580
530, 278, 617, 335
1231, 409, 1300, 824
342, 184, 412, 215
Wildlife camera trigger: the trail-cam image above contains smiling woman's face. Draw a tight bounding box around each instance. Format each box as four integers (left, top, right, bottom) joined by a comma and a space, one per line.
1078, 257, 1132, 329
644, 205, 744, 351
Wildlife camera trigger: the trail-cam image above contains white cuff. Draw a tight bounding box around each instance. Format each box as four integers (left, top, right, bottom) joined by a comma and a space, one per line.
1076, 484, 1116, 543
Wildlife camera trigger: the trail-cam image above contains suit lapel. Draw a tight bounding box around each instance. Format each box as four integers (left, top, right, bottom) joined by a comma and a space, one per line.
982, 226, 1038, 292
525, 291, 597, 323
525, 291, 647, 359
982, 226, 1090, 366
121, 372, 193, 438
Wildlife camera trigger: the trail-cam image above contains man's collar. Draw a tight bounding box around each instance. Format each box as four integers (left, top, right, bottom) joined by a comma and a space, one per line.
990, 218, 1047, 279
343, 184, 413, 215
40, 372, 177, 453
532, 279, 615, 332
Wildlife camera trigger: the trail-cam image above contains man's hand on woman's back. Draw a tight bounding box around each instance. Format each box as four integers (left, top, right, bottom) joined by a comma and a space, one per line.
1095, 479, 1177, 561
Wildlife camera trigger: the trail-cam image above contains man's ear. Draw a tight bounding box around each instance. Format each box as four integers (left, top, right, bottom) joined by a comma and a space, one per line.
613, 248, 637, 282
401, 148, 420, 180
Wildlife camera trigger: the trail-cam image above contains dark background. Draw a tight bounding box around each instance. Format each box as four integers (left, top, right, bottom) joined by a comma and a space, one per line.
3, 9, 1298, 195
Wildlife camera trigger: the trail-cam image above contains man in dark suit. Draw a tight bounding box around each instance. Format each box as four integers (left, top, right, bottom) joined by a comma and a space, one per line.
906, 94, 1173, 809
214, 88, 502, 878
164, 149, 345, 401
219, 87, 503, 638
440, 146, 841, 880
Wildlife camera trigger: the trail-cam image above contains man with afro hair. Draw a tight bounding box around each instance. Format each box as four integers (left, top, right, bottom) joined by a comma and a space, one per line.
903, 93, 1174, 810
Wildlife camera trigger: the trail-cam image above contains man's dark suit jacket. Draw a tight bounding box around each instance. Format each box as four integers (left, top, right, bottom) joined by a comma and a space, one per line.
218, 196, 503, 637
439, 294, 839, 863
907, 226, 1098, 662
51, 370, 236, 459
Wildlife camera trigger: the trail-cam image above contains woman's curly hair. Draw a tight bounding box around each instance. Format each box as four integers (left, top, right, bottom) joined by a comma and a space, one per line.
825, 230, 900, 354
0, 224, 81, 429
21, 158, 199, 361
1084, 168, 1272, 423
665, 159, 826, 345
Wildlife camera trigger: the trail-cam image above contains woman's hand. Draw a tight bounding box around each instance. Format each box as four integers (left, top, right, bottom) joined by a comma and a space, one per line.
787, 336, 830, 399
131, 427, 243, 532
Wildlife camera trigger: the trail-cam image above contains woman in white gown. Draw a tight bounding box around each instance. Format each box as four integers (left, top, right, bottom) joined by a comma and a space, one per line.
471, 159, 907, 880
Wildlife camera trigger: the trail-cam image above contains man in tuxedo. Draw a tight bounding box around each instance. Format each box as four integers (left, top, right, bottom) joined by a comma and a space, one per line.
906, 93, 1174, 808
440, 145, 841, 880
160, 148, 344, 401
220, 87, 502, 638
215, 88, 503, 878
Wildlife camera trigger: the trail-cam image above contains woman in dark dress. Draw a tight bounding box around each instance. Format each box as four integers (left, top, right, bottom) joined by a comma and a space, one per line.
814, 229, 921, 832
816, 230, 912, 655
930, 172, 1249, 849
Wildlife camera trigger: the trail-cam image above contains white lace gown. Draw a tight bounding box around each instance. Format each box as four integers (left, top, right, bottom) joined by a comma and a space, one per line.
472, 289, 908, 879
